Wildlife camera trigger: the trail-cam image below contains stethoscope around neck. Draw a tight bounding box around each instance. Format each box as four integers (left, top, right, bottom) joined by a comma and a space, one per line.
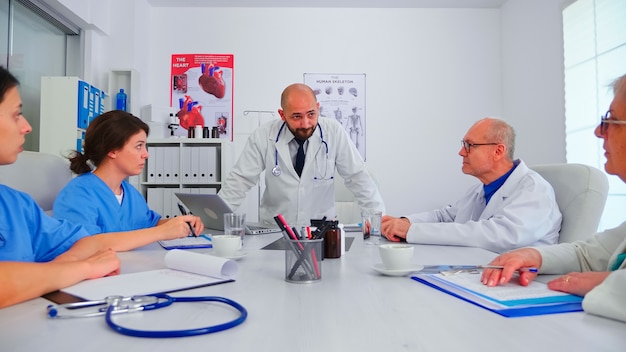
271, 121, 330, 179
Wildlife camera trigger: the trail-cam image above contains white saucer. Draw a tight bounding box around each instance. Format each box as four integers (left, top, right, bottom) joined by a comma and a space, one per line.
371, 263, 424, 277
213, 251, 247, 260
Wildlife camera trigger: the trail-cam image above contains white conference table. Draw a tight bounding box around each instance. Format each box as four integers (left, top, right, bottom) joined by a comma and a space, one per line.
0, 232, 624, 352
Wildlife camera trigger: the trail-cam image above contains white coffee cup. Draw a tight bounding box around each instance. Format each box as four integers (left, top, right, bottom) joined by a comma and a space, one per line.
379, 244, 414, 270
212, 235, 241, 257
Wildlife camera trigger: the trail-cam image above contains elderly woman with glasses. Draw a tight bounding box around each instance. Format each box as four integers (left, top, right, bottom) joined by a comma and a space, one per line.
482, 73, 626, 323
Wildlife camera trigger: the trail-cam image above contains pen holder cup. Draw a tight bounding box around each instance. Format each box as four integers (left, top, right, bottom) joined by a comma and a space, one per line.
284, 238, 323, 283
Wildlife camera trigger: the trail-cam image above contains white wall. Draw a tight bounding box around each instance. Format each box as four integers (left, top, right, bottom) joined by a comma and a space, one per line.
50, 0, 568, 218
501, 0, 567, 166
142, 7, 507, 217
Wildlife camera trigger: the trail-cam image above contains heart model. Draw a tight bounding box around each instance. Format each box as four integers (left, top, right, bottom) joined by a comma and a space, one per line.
198, 63, 225, 99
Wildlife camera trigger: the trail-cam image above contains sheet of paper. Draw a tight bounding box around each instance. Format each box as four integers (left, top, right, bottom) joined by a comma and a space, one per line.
62, 250, 237, 301
427, 272, 581, 306
165, 249, 237, 277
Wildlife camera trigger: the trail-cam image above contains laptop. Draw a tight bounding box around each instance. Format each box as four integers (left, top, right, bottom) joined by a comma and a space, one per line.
175, 193, 282, 235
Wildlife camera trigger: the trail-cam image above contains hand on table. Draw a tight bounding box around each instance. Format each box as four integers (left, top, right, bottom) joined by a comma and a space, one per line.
85, 248, 120, 279
381, 216, 410, 242
481, 248, 542, 287
547, 271, 610, 296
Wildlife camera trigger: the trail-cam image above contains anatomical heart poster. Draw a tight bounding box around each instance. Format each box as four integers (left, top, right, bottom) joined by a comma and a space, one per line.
170, 54, 234, 141
304, 73, 366, 160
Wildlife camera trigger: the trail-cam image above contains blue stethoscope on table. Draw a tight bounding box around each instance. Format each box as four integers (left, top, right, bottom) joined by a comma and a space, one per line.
47, 293, 248, 338
271, 121, 332, 180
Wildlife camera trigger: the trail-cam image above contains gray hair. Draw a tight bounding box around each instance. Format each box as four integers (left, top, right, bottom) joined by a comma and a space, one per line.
484, 118, 516, 161
612, 73, 626, 99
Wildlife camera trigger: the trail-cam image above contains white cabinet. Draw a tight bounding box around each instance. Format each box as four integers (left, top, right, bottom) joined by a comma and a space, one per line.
139, 138, 234, 219
39, 76, 106, 157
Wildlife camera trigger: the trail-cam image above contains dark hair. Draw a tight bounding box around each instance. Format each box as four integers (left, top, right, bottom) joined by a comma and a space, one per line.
69, 110, 150, 174
0, 66, 19, 104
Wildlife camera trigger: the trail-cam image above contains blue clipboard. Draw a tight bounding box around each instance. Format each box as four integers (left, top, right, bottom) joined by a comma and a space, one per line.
411, 276, 583, 318
158, 235, 212, 250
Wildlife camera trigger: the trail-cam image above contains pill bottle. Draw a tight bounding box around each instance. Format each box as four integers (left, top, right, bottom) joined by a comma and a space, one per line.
324, 221, 341, 259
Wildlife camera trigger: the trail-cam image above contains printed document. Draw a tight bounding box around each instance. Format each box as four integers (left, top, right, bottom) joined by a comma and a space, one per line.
62, 250, 237, 301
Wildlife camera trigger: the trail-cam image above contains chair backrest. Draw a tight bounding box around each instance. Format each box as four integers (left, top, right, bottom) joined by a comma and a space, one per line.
0, 151, 72, 214
334, 171, 379, 224
530, 163, 608, 243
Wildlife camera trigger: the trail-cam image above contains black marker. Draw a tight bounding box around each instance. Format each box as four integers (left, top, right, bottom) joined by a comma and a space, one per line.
177, 202, 197, 237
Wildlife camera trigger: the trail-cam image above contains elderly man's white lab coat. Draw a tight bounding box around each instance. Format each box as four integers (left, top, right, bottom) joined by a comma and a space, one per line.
219, 117, 384, 226
405, 161, 562, 253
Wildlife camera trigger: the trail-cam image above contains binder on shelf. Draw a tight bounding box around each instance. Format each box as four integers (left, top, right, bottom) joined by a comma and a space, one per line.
166, 188, 180, 219
182, 147, 193, 183
162, 147, 173, 183
198, 146, 215, 182
77, 80, 90, 129
162, 188, 173, 219
190, 147, 200, 183
411, 273, 583, 318
89, 85, 105, 123
147, 187, 164, 217
154, 146, 164, 183
168, 146, 180, 183
146, 147, 157, 183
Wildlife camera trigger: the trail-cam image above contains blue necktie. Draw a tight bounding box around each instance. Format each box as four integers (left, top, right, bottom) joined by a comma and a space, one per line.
295, 139, 305, 177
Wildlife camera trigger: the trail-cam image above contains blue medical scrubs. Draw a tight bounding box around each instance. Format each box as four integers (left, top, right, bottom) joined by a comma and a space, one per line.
53, 173, 161, 235
0, 185, 88, 262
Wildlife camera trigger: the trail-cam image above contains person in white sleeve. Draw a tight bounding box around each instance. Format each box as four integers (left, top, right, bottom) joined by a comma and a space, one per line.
482, 73, 626, 323
381, 117, 561, 253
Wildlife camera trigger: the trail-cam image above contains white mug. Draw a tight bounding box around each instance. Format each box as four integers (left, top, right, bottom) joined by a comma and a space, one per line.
212, 235, 241, 257
379, 244, 414, 270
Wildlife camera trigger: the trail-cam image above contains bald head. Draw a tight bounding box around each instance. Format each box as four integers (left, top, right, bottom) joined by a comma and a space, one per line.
473, 117, 516, 161
281, 83, 317, 109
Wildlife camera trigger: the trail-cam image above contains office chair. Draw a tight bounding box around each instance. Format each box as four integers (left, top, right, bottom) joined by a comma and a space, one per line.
0, 151, 72, 214
334, 172, 378, 224
530, 163, 608, 243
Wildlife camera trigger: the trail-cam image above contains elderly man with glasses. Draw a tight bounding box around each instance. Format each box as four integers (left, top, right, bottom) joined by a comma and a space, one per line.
381, 117, 562, 253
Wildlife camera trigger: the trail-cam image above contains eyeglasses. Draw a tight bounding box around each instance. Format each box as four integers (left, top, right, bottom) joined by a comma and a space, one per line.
599, 110, 626, 135
461, 140, 499, 153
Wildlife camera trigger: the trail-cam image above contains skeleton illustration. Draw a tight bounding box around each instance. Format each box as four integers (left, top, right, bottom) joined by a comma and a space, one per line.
348, 106, 362, 149
333, 107, 343, 126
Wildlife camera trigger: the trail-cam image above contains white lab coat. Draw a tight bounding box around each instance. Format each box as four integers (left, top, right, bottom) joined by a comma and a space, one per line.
405, 160, 562, 253
537, 222, 626, 323
218, 117, 385, 226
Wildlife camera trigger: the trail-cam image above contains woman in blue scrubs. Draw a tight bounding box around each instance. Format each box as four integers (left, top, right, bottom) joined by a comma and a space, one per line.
53, 111, 204, 248
0, 67, 120, 308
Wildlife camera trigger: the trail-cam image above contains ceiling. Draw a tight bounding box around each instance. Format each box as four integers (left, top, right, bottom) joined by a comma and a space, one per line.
145, 0, 508, 8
